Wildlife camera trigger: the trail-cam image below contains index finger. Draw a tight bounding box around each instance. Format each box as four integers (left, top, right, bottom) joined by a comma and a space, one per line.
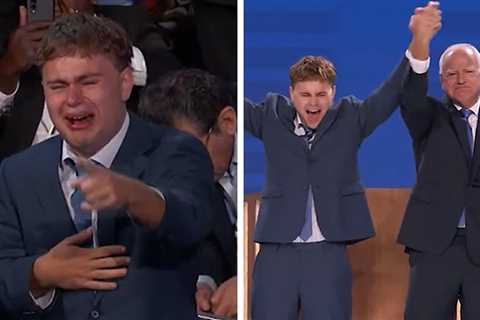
19, 6, 27, 27
62, 227, 93, 245
210, 286, 224, 305
427, 1, 440, 9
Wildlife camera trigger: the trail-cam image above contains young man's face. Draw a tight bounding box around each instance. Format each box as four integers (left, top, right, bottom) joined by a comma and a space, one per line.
42, 54, 133, 157
289, 80, 335, 129
441, 47, 480, 108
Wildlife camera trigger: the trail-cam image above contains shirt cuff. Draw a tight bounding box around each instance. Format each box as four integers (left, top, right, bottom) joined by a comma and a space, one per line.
405, 49, 430, 74
0, 81, 19, 112
131, 46, 147, 86
29, 289, 55, 310
197, 275, 218, 291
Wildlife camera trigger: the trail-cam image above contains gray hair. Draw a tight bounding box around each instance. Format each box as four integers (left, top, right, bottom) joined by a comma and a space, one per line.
438, 43, 480, 74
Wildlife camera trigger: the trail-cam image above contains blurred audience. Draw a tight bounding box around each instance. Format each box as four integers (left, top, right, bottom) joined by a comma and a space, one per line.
139, 68, 237, 317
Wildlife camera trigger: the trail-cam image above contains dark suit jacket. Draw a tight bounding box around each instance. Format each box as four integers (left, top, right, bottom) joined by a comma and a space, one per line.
397, 67, 480, 264
0, 115, 214, 319
196, 183, 236, 284
180, 182, 236, 298
245, 58, 410, 244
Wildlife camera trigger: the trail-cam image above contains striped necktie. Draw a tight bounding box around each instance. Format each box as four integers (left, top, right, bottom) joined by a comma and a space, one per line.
299, 123, 316, 148
458, 108, 475, 227
64, 158, 92, 231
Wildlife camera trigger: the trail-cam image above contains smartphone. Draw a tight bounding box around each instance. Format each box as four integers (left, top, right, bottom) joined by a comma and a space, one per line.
27, 0, 54, 22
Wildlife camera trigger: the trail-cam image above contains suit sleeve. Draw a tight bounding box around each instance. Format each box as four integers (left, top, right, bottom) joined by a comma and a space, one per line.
194, 239, 231, 285
244, 98, 265, 139
245, 93, 281, 140
145, 134, 214, 248
0, 159, 49, 318
399, 67, 436, 141
355, 57, 411, 138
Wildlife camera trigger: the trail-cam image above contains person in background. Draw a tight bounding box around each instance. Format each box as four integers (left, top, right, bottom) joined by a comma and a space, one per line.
140, 68, 237, 317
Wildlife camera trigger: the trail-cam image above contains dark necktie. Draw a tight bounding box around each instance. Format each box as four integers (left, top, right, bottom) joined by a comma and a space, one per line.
299, 187, 313, 241
64, 158, 92, 231
459, 108, 475, 227
295, 123, 316, 240
461, 108, 475, 155
299, 123, 316, 148
216, 182, 237, 228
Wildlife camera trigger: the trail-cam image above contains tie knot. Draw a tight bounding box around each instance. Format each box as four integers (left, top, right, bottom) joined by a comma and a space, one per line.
461, 108, 474, 119
64, 158, 88, 177
299, 123, 315, 136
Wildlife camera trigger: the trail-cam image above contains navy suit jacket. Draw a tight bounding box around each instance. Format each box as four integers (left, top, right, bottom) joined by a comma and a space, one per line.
245, 58, 410, 244
0, 115, 214, 319
191, 183, 236, 285
398, 67, 480, 264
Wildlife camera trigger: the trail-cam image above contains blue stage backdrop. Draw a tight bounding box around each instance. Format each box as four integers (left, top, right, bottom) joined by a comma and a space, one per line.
245, 0, 480, 193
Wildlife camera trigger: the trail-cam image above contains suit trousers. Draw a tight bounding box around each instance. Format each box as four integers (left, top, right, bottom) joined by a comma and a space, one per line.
251, 241, 352, 320
405, 229, 480, 320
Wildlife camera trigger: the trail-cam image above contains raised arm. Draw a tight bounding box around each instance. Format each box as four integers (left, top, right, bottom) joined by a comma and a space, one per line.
401, 1, 441, 141
356, 2, 441, 138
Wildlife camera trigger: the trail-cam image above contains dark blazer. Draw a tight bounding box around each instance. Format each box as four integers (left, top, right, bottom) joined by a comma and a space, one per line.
245, 58, 410, 244
0, 115, 214, 319
397, 68, 480, 264
180, 182, 236, 297
197, 183, 236, 284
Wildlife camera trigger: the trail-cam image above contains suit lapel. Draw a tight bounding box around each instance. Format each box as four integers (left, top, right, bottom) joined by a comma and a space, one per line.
213, 184, 236, 270
275, 96, 309, 154
471, 114, 480, 178
275, 95, 296, 134
447, 105, 472, 164
33, 137, 77, 243
313, 107, 339, 146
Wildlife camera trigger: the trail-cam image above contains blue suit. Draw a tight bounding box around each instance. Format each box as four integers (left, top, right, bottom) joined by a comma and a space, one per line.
245, 58, 410, 320
0, 115, 213, 320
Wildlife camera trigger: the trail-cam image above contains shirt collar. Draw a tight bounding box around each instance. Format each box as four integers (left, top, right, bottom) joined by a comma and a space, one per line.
293, 113, 306, 135
453, 96, 480, 116
61, 113, 130, 168
228, 137, 237, 179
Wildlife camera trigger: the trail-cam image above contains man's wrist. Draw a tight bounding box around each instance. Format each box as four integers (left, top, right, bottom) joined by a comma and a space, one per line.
30, 255, 52, 297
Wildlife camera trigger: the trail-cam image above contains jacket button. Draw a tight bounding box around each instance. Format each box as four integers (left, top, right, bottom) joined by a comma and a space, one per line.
90, 310, 100, 319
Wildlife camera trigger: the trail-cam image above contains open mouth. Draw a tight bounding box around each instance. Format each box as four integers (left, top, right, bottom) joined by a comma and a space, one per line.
306, 109, 321, 115
66, 113, 94, 129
